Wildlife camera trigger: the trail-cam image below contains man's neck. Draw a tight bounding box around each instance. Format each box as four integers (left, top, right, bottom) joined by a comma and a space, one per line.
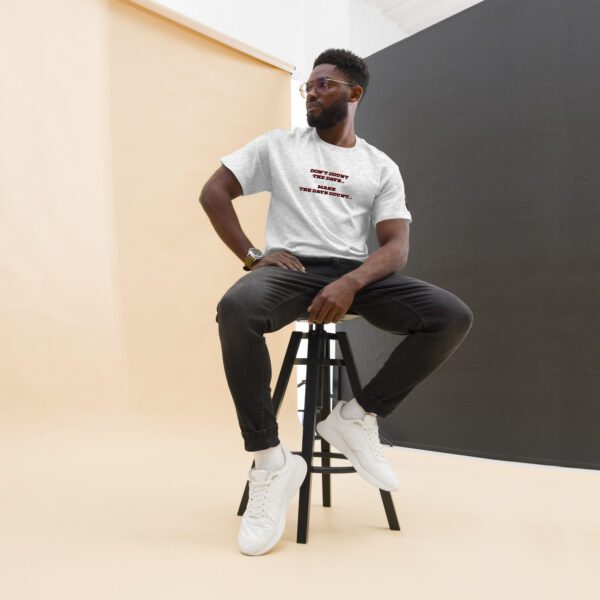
315, 126, 357, 148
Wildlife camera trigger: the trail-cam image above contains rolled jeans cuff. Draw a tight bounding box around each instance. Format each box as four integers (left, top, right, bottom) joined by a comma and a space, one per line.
241, 423, 280, 452
355, 388, 393, 418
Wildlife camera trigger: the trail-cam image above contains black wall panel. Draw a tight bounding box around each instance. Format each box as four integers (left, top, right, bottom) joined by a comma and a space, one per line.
338, 0, 600, 469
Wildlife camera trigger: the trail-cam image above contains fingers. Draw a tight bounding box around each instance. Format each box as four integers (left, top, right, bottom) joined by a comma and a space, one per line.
321, 306, 338, 324
283, 252, 306, 271
278, 252, 305, 271
255, 252, 305, 271
252, 253, 303, 271
310, 304, 339, 324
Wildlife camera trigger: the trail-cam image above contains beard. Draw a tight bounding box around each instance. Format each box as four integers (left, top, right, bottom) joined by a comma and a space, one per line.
306, 96, 349, 129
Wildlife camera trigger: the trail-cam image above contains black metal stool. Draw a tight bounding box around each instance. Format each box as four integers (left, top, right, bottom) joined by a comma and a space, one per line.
236, 313, 400, 544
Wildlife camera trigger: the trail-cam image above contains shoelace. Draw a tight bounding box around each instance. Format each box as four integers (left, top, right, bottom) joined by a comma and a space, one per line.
247, 475, 276, 519
356, 421, 386, 461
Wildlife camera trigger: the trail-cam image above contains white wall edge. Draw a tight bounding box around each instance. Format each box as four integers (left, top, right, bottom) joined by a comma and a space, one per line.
129, 0, 297, 74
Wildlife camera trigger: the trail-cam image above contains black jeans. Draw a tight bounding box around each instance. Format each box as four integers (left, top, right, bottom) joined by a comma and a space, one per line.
216, 256, 474, 452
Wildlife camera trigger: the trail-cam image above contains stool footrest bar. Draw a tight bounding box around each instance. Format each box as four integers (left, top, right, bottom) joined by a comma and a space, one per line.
294, 358, 344, 366
311, 466, 356, 474
292, 450, 347, 460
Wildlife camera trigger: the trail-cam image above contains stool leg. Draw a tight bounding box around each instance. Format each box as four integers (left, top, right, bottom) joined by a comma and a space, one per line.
237, 331, 303, 517
296, 324, 322, 543
336, 330, 401, 532
272, 331, 304, 417
320, 332, 332, 507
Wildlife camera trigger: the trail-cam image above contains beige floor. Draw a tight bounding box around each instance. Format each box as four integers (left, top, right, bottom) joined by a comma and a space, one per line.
1, 409, 599, 600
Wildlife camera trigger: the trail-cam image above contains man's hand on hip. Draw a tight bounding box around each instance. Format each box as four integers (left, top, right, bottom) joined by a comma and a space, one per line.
250, 251, 306, 272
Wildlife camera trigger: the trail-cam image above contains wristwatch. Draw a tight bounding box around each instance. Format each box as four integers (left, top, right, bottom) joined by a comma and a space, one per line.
243, 247, 265, 271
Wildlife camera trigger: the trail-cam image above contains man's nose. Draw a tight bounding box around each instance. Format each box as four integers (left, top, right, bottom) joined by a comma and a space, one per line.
307, 88, 319, 102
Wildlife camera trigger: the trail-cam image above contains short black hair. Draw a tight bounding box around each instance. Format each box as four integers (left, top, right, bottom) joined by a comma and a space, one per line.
313, 48, 370, 107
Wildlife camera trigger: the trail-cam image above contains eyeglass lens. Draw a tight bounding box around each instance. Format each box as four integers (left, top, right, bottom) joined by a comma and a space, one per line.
301, 77, 328, 96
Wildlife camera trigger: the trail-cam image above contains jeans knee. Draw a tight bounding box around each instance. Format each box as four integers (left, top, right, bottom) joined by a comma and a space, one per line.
216, 287, 267, 329
433, 294, 474, 337
459, 303, 474, 333
216, 291, 245, 326
450, 300, 474, 337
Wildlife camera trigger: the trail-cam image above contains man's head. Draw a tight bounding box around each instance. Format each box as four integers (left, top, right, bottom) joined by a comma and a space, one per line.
302, 48, 370, 129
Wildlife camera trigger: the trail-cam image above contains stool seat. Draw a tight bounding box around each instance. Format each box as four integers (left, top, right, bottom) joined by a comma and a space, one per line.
296, 313, 362, 323
236, 310, 400, 544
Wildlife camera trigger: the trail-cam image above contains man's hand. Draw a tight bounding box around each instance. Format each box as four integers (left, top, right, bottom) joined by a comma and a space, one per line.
251, 251, 306, 272
307, 278, 359, 324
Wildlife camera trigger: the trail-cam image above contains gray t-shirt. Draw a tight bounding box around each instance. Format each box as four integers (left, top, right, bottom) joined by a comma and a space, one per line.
219, 126, 412, 262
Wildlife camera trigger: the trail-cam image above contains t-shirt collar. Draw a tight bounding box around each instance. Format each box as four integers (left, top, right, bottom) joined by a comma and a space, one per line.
311, 127, 360, 151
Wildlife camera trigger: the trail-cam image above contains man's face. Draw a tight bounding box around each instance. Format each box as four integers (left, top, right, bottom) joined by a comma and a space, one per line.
305, 65, 358, 128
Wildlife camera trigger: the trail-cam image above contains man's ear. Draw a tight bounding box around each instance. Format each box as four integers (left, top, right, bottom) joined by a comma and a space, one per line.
350, 85, 363, 103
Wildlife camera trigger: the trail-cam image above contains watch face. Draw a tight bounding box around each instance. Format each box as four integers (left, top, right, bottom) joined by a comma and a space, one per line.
249, 248, 264, 260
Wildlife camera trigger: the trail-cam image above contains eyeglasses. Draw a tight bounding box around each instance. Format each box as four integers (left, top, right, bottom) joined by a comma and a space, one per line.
299, 76, 355, 98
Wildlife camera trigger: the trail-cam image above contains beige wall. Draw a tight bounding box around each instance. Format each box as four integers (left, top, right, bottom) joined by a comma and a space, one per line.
1, 0, 294, 437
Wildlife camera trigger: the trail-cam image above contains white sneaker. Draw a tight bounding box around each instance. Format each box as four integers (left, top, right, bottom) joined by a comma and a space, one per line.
316, 400, 399, 492
238, 444, 308, 556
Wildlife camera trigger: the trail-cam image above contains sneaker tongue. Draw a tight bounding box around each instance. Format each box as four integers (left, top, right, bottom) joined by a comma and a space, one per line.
363, 414, 378, 427
249, 469, 269, 481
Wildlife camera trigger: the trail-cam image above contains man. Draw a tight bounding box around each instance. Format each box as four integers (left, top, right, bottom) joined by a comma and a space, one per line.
200, 48, 474, 556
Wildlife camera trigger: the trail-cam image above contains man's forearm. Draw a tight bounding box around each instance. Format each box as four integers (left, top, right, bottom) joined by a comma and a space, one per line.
200, 187, 254, 262
340, 242, 407, 292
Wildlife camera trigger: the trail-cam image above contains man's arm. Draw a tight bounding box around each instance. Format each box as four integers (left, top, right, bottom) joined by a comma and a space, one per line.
200, 165, 306, 272
340, 218, 410, 291
199, 165, 256, 263
305, 219, 410, 323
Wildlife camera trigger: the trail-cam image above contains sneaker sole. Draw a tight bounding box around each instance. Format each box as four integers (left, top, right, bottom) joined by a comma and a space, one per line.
241, 454, 308, 556
316, 420, 398, 492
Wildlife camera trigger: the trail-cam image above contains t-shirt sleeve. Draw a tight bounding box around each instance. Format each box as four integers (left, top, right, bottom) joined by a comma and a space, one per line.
371, 161, 412, 225
219, 130, 272, 196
